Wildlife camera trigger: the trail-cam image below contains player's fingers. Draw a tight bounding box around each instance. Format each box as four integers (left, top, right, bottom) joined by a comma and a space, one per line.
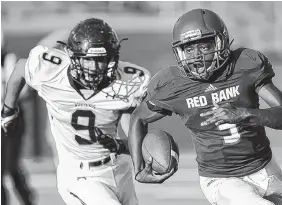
201, 115, 218, 126
100, 134, 112, 139
212, 114, 231, 126
215, 120, 226, 126
99, 138, 112, 145
201, 114, 224, 126
210, 115, 225, 124
144, 156, 153, 171
140, 160, 145, 170
146, 156, 153, 165
157, 167, 177, 183
200, 107, 223, 117
212, 110, 226, 118
1, 125, 7, 133
212, 101, 220, 108
200, 110, 215, 117
95, 127, 104, 136
220, 103, 231, 108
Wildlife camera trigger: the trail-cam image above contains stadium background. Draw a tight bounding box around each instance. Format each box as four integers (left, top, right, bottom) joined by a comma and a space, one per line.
1, 1, 282, 205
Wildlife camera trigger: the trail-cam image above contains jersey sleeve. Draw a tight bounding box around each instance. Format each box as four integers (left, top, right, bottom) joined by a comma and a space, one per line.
25, 45, 48, 90
25, 45, 68, 91
238, 49, 275, 90
145, 67, 175, 116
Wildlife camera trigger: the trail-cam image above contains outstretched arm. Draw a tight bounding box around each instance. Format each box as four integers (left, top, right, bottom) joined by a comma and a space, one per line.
2, 59, 27, 133
98, 109, 134, 155
248, 81, 282, 129
3, 59, 27, 109
201, 80, 282, 129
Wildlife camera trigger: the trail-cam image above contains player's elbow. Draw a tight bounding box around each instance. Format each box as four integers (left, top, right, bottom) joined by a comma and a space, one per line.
130, 111, 148, 132
128, 111, 148, 148
128, 102, 152, 144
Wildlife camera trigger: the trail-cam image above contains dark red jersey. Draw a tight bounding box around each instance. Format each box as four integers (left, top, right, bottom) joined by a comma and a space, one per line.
146, 48, 274, 177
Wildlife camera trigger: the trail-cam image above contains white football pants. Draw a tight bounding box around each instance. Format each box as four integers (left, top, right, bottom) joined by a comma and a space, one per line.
200, 157, 282, 205
56, 154, 138, 205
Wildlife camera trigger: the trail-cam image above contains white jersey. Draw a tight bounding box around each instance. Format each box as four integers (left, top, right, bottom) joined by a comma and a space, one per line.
24, 45, 150, 161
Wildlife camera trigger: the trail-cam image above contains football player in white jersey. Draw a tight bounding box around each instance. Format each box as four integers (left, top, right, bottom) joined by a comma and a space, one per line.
1, 18, 150, 205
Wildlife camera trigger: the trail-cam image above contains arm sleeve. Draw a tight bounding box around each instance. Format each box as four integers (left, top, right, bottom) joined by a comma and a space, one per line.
239, 49, 275, 90
146, 99, 172, 116
145, 68, 175, 116
24, 45, 48, 91
133, 66, 151, 107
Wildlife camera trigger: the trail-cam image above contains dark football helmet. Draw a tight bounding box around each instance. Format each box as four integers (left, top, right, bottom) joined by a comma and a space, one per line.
59, 18, 127, 90
172, 9, 231, 80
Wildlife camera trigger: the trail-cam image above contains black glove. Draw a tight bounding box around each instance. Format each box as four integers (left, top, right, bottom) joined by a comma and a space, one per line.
1, 104, 19, 135
135, 157, 178, 184
98, 134, 127, 155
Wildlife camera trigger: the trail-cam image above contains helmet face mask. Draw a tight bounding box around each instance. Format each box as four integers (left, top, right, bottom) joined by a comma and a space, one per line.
177, 38, 217, 80
65, 18, 121, 90
172, 9, 231, 81
70, 56, 110, 90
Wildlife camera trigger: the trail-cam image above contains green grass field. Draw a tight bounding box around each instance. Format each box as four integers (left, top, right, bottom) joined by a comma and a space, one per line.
4, 32, 282, 205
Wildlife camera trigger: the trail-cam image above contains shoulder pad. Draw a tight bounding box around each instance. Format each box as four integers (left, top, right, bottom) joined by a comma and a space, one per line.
235, 48, 269, 71
147, 66, 176, 98
233, 48, 274, 88
25, 45, 70, 86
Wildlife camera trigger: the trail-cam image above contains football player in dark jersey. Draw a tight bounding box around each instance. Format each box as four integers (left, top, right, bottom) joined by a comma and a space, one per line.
128, 9, 282, 205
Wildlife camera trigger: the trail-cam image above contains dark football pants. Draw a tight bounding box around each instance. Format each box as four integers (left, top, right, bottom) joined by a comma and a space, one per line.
1, 109, 35, 205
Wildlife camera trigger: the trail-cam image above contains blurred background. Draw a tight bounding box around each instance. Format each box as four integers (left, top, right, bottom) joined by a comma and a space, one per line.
1, 1, 282, 205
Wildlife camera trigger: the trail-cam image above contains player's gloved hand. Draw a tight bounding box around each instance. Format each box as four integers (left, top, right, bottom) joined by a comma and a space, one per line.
1, 104, 20, 134
98, 133, 127, 155
135, 157, 178, 184
200, 101, 250, 126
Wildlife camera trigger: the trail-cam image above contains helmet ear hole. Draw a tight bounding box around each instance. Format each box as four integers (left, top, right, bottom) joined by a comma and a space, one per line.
219, 49, 231, 59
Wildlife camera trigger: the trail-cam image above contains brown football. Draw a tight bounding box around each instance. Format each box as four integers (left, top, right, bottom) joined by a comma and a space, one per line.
142, 130, 179, 174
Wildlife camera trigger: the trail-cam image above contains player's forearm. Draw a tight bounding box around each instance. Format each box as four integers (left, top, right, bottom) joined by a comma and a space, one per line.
3, 59, 27, 110
128, 116, 148, 173
247, 106, 282, 129
3, 71, 26, 109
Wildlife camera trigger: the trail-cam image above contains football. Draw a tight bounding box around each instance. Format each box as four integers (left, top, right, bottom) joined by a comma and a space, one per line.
142, 130, 179, 174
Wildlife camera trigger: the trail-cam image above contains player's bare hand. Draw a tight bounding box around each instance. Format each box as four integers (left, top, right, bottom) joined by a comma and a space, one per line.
200, 101, 250, 126
1, 105, 20, 134
135, 157, 177, 184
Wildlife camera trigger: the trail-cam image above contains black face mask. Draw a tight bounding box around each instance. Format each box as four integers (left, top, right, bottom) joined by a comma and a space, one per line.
70, 56, 109, 90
